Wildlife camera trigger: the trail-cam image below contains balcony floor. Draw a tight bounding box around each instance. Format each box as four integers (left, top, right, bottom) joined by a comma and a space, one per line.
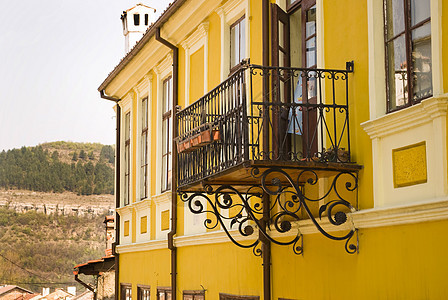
177, 160, 363, 193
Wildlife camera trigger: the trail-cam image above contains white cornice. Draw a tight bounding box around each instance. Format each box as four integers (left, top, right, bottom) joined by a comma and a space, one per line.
116, 205, 134, 217
154, 53, 173, 76
152, 191, 172, 206
361, 96, 448, 139
218, 0, 245, 21
136, 79, 148, 96
134, 199, 152, 212
351, 197, 448, 228
181, 22, 209, 51
116, 239, 168, 253
174, 228, 256, 247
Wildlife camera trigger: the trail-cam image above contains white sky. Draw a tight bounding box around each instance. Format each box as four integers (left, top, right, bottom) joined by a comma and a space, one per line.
0, 1, 171, 151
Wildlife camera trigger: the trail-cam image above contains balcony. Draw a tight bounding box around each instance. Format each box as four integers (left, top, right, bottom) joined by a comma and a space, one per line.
176, 61, 362, 192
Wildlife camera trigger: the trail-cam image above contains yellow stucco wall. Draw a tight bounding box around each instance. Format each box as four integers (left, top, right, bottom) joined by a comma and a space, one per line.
189, 47, 205, 103
208, 12, 221, 90
271, 219, 448, 299
119, 249, 171, 299
323, 0, 373, 209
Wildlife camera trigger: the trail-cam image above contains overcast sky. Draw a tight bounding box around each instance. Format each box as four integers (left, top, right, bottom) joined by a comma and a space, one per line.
0, 1, 171, 151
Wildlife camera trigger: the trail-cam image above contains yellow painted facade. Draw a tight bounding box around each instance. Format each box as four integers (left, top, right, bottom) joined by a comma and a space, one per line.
99, 0, 448, 299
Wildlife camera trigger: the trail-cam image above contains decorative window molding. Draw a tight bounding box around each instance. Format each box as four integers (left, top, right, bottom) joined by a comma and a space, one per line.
181, 22, 209, 106
216, 0, 249, 81
154, 54, 173, 194
367, 0, 444, 119
117, 205, 134, 245
120, 92, 133, 207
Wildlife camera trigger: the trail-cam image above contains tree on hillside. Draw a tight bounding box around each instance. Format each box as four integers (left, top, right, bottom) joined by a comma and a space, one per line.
100, 145, 115, 164
79, 150, 86, 160
88, 151, 95, 160
72, 151, 78, 161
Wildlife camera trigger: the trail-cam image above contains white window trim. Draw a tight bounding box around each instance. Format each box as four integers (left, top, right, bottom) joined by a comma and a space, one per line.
181, 22, 209, 106
135, 74, 153, 201
216, 0, 250, 82
120, 93, 133, 207
154, 53, 173, 195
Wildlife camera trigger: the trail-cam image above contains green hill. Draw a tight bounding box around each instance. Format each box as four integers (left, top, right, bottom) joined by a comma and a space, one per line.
0, 142, 115, 195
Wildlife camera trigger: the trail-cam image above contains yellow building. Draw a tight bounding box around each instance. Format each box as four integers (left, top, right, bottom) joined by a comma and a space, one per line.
98, 0, 448, 299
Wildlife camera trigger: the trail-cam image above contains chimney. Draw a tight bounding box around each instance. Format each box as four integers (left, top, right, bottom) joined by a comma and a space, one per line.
121, 3, 156, 53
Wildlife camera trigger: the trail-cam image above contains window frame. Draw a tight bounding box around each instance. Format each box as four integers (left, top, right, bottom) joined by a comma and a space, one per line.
383, 0, 432, 113
161, 76, 173, 193
229, 15, 246, 74
219, 293, 259, 300
183, 290, 205, 300
124, 111, 131, 206
138, 285, 150, 300
140, 97, 149, 200
157, 287, 172, 300
120, 283, 132, 300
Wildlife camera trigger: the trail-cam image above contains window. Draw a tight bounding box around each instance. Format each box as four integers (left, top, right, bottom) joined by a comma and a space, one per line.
161, 77, 173, 192
183, 291, 204, 300
384, 0, 432, 112
157, 288, 172, 300
145, 14, 149, 26
124, 112, 131, 206
230, 16, 246, 72
138, 286, 150, 300
134, 14, 140, 26
219, 294, 258, 300
140, 98, 148, 200
121, 284, 132, 300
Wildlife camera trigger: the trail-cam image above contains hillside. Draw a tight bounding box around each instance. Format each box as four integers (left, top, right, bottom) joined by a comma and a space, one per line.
0, 142, 115, 195
0, 207, 108, 293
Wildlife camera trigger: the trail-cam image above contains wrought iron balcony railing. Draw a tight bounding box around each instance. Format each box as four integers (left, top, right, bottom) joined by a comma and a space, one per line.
176, 62, 355, 189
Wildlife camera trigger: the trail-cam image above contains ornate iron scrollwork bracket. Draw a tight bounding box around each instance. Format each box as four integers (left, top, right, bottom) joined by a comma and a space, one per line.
179, 167, 359, 256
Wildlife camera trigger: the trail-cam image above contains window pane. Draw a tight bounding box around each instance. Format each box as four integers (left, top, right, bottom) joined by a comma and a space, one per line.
240, 18, 246, 61
162, 119, 168, 155
231, 23, 238, 67
134, 14, 140, 26
385, 0, 405, 39
412, 22, 432, 101
306, 37, 316, 67
184, 295, 193, 300
167, 291, 172, 300
162, 155, 167, 191
142, 99, 148, 128
387, 34, 408, 110
410, 0, 430, 26
305, 5, 316, 38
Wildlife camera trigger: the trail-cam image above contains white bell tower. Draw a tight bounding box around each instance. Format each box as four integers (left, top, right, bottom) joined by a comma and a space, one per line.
121, 3, 156, 53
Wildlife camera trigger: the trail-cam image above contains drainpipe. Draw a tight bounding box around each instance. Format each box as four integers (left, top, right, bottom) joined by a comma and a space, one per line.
155, 27, 179, 300
262, 1, 271, 300
99, 90, 121, 300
